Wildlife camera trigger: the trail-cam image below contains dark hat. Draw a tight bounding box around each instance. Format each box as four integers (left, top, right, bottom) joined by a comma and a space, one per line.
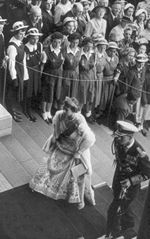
68, 32, 81, 42
51, 32, 63, 41
122, 15, 132, 23
115, 120, 139, 136
82, 37, 93, 46
64, 97, 79, 112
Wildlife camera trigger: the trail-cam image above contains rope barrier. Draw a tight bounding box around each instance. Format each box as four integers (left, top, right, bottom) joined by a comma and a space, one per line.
7, 57, 150, 95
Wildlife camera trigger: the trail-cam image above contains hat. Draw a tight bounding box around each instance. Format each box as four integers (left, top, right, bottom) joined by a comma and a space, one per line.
80, 0, 90, 5
0, 16, 7, 24
64, 97, 79, 112
29, 5, 42, 17
51, 32, 63, 41
135, 9, 147, 18
63, 17, 76, 25
121, 15, 132, 23
10, 21, 28, 32
136, 37, 148, 45
124, 3, 134, 11
95, 38, 108, 46
108, 41, 119, 49
116, 120, 139, 136
136, 53, 148, 63
121, 47, 136, 56
73, 2, 83, 11
26, 28, 43, 37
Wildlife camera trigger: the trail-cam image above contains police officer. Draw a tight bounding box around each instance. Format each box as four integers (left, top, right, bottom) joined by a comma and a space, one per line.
105, 120, 150, 239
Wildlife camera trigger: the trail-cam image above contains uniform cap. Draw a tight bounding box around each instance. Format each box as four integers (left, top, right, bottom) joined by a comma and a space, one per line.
116, 120, 139, 136
10, 21, 28, 32
135, 9, 147, 18
26, 28, 43, 36
0, 16, 7, 23
108, 41, 119, 49
124, 3, 134, 10
63, 17, 76, 25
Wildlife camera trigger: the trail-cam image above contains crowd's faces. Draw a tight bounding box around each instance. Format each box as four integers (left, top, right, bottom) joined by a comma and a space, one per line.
44, 1, 53, 10
30, 14, 41, 24
15, 29, 26, 41
97, 44, 107, 53
65, 21, 75, 34
52, 38, 62, 49
0, 23, 5, 34
107, 48, 117, 58
73, 6, 83, 18
82, 3, 90, 14
95, 8, 106, 19
70, 39, 79, 49
63, 105, 75, 119
29, 35, 39, 45
121, 20, 128, 29
124, 29, 132, 41
97, 0, 109, 7
137, 13, 146, 23
83, 42, 93, 52
138, 44, 147, 54
136, 61, 145, 69
111, 3, 121, 17
61, 0, 68, 4
125, 7, 134, 18
126, 52, 135, 64
117, 135, 132, 147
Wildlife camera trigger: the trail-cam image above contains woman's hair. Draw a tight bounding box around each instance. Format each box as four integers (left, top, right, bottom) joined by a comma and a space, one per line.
63, 97, 79, 112
68, 32, 81, 42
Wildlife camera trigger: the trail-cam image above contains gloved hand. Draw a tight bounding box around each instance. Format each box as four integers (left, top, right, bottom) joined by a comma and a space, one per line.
120, 178, 131, 190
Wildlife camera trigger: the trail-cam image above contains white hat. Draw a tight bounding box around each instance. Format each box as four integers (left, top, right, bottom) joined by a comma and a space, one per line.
26, 28, 43, 37
95, 38, 108, 46
10, 21, 28, 32
135, 9, 147, 18
136, 53, 148, 63
136, 37, 148, 45
63, 17, 76, 25
108, 41, 119, 49
124, 3, 134, 10
0, 16, 7, 23
73, 2, 84, 11
116, 120, 139, 136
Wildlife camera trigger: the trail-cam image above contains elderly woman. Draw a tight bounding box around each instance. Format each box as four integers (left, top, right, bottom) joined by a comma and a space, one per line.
84, 5, 107, 38
124, 3, 135, 22
30, 97, 96, 209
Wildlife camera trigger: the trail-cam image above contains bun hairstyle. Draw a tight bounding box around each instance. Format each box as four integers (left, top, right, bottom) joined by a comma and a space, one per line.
63, 97, 79, 112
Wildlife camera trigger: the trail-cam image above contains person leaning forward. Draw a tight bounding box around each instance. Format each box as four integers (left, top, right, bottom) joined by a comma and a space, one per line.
105, 120, 150, 239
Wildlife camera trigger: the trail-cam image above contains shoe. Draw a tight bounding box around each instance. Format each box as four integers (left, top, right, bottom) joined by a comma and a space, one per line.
13, 111, 22, 119
86, 115, 95, 124
141, 128, 147, 137
28, 112, 37, 122
77, 202, 85, 210
48, 117, 52, 124
13, 114, 23, 122
23, 111, 30, 119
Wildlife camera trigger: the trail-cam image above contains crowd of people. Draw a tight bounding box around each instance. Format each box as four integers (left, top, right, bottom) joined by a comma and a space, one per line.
0, 0, 150, 136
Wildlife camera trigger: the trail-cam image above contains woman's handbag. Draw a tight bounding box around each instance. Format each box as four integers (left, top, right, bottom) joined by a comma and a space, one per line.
71, 158, 88, 179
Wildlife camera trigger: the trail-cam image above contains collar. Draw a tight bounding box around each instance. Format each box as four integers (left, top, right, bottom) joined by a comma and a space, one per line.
9, 36, 22, 47
67, 46, 80, 55
126, 138, 135, 150
25, 42, 37, 51
81, 48, 93, 59
50, 44, 61, 56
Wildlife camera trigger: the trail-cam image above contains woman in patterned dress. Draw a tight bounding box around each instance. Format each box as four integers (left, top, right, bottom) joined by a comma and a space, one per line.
29, 97, 96, 210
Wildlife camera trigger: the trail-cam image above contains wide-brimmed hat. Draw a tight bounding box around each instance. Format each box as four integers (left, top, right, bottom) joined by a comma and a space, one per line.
136, 53, 148, 63
95, 38, 108, 46
107, 41, 119, 49
115, 120, 138, 136
124, 3, 134, 11
63, 17, 76, 25
10, 21, 28, 32
0, 16, 7, 24
26, 28, 43, 37
135, 9, 147, 18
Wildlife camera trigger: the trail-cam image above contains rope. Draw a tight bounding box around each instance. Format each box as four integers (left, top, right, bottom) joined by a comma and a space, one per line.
7, 57, 150, 95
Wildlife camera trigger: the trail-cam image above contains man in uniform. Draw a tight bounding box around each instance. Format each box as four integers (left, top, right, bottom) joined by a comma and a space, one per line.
105, 120, 150, 238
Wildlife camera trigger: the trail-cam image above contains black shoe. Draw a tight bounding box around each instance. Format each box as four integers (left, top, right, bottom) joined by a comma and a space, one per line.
86, 115, 95, 124
28, 113, 37, 122
47, 117, 52, 124
141, 128, 147, 137
13, 114, 23, 122
23, 111, 30, 119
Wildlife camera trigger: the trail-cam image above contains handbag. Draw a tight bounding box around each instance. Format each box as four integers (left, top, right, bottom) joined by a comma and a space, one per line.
71, 159, 88, 179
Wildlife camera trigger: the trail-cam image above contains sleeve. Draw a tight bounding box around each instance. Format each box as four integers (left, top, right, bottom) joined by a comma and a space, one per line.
54, 6, 63, 25
84, 21, 93, 37
23, 52, 29, 81
7, 45, 17, 80
130, 147, 150, 186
